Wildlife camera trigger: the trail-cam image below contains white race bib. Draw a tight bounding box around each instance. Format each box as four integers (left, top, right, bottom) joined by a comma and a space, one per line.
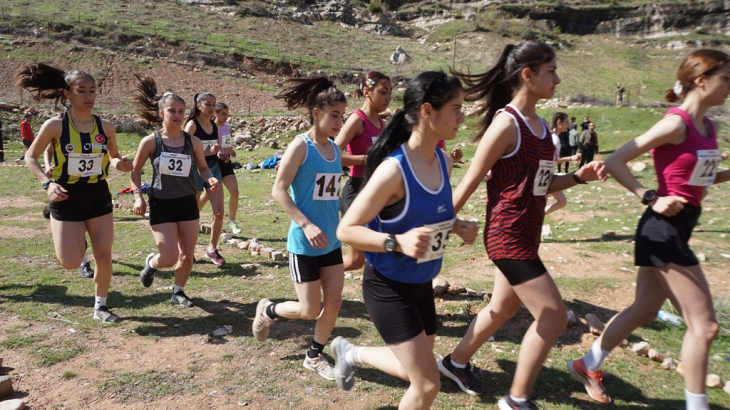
203, 141, 215, 152
417, 218, 456, 264
160, 152, 192, 177
688, 149, 721, 186
533, 160, 555, 196
220, 134, 232, 149
68, 153, 103, 177
312, 173, 341, 200
371, 136, 378, 144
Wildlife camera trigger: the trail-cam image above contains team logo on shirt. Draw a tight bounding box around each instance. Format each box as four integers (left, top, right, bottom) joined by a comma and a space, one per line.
65, 143, 75, 153
95, 134, 106, 144
84, 142, 107, 151
437, 204, 447, 214
84, 143, 91, 151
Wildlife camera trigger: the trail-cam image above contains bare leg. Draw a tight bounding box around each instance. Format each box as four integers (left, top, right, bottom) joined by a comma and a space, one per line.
150, 223, 181, 269
206, 187, 225, 250
222, 174, 239, 221
50, 218, 86, 269
173, 220, 199, 287
342, 245, 365, 272
84, 213, 115, 298
545, 191, 567, 215
359, 334, 436, 381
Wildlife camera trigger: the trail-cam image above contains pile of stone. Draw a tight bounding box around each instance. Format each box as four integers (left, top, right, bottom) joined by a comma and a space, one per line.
0, 358, 26, 409
221, 234, 286, 262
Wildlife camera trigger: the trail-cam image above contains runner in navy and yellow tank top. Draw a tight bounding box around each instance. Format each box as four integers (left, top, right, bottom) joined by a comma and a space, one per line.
19, 63, 133, 324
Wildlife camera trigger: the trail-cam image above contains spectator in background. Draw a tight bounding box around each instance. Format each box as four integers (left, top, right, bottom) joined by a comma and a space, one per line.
580, 116, 590, 132
16, 112, 34, 165
568, 121, 580, 157
569, 116, 577, 131
579, 122, 598, 168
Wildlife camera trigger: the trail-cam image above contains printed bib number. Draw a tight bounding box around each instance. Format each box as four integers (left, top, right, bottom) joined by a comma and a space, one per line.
160, 152, 192, 177
533, 160, 556, 196
203, 141, 215, 153
312, 173, 341, 200
417, 218, 456, 264
688, 149, 721, 186
68, 153, 103, 177
220, 134, 232, 149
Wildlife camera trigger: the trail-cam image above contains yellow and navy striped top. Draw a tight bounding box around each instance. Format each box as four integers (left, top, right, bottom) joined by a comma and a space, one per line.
51, 113, 110, 184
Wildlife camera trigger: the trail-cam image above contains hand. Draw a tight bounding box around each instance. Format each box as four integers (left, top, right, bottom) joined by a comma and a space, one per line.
303, 222, 328, 249
576, 161, 607, 182
572, 153, 582, 162
133, 197, 147, 216
452, 219, 478, 245
722, 152, 729, 161
208, 177, 220, 192
450, 147, 463, 163
47, 183, 68, 202
651, 195, 687, 217
396, 226, 433, 259
116, 156, 134, 172
44, 167, 53, 178
218, 153, 231, 163
210, 143, 220, 155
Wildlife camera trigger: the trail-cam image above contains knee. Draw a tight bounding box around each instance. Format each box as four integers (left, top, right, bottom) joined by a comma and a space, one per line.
59, 257, 82, 270
157, 252, 179, 268
420, 373, 441, 399
300, 307, 321, 321
92, 248, 112, 265
178, 253, 193, 266
689, 319, 719, 344
323, 295, 343, 314
634, 306, 661, 326
229, 186, 239, 196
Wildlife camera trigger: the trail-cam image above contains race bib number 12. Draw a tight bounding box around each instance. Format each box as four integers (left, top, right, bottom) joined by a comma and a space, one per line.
160, 152, 192, 177
533, 160, 555, 196
68, 153, 103, 177
688, 149, 721, 186
417, 218, 456, 264
312, 173, 341, 200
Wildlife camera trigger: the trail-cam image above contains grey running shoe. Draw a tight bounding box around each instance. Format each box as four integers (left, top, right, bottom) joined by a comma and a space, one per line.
252, 298, 274, 341
171, 290, 194, 307
303, 354, 335, 381
331, 336, 356, 391
93, 306, 120, 323
438, 354, 484, 395
78, 262, 94, 278
497, 395, 539, 410
139, 253, 157, 287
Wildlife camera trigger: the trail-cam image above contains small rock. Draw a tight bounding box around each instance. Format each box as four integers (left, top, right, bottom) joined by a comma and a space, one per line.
237, 241, 250, 250
712, 354, 723, 362
619, 339, 629, 347
227, 239, 242, 246
271, 251, 285, 261
706, 374, 723, 389
0, 399, 25, 410
566, 310, 577, 327
344, 272, 352, 280
220, 233, 232, 242
631, 162, 647, 172
661, 357, 675, 370
696, 253, 707, 262
446, 284, 466, 295
209, 325, 233, 339
676, 361, 685, 377
631, 341, 650, 357
723, 380, 730, 395
541, 224, 552, 238
585, 313, 605, 335
0, 375, 13, 398
432, 278, 449, 296
602, 231, 616, 239
648, 349, 664, 362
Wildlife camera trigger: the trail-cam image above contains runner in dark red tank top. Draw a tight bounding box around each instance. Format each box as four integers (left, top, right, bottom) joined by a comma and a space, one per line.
436, 42, 607, 410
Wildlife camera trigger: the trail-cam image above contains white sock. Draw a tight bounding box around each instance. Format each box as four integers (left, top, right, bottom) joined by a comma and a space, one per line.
148, 254, 157, 269
173, 285, 184, 294
685, 389, 709, 410
228, 219, 234, 224
94, 296, 106, 310
583, 341, 610, 372
81, 253, 88, 265
450, 358, 467, 369
509, 395, 527, 403
345, 345, 364, 366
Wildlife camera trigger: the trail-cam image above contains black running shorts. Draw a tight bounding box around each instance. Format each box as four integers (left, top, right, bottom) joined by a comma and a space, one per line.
148, 194, 200, 226
493, 258, 548, 286
49, 181, 112, 222
635, 204, 700, 267
362, 262, 438, 344
218, 158, 235, 178
339, 176, 364, 216
288, 248, 343, 283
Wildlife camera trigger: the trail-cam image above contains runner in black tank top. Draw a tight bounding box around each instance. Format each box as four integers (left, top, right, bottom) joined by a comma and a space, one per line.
18, 63, 134, 323
184, 92, 227, 266
439, 42, 607, 410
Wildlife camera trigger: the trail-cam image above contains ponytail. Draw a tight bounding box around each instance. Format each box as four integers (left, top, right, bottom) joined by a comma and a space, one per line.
551, 111, 568, 130
14, 63, 94, 108
365, 110, 411, 180
452, 41, 555, 139
185, 92, 216, 124
275, 77, 346, 124
133, 73, 185, 125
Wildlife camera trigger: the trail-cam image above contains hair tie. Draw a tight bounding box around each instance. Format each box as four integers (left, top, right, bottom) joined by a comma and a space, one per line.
673, 81, 683, 95
366, 78, 376, 88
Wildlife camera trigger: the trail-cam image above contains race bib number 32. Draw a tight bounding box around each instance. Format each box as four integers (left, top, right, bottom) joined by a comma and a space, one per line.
689, 149, 721, 187
160, 152, 192, 177
68, 153, 103, 177
417, 218, 456, 264
533, 160, 555, 196
313, 173, 341, 200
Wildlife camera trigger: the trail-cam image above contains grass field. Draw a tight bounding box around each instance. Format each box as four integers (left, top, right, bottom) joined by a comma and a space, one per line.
0, 105, 729, 408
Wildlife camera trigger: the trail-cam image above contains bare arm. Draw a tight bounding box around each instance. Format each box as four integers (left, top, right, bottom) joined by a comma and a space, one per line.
334, 114, 366, 167
103, 120, 133, 172
131, 135, 155, 216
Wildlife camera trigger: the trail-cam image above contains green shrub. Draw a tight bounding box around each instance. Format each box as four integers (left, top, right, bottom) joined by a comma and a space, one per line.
368, 0, 383, 14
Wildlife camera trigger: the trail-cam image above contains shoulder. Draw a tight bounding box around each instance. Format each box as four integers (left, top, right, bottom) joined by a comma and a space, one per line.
41, 117, 63, 132
100, 118, 116, 134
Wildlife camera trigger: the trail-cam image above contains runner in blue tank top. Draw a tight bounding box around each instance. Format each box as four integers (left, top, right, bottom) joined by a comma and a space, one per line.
333, 72, 478, 409
252, 77, 347, 382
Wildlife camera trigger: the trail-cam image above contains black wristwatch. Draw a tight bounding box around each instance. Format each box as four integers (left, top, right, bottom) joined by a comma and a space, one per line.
383, 234, 397, 253
641, 189, 658, 205
42, 180, 54, 190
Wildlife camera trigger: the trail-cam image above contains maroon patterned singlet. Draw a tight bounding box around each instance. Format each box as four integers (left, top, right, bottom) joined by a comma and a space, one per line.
484, 105, 556, 261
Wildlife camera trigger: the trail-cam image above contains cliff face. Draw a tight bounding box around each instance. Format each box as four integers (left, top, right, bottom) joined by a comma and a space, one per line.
502, 1, 730, 37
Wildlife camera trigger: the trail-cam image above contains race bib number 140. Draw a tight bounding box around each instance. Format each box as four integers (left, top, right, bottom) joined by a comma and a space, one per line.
312, 173, 341, 200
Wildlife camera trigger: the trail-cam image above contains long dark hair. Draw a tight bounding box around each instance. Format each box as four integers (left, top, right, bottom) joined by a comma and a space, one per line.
551, 111, 568, 130
453, 41, 555, 139
14, 63, 95, 108
185, 92, 216, 124
365, 71, 463, 182
133, 74, 185, 125
274, 77, 346, 124
355, 71, 390, 98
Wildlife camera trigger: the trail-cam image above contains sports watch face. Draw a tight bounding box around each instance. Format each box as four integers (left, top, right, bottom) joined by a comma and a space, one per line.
383, 235, 396, 253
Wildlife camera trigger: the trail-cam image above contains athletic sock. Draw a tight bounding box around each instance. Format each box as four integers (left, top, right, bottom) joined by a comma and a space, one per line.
345, 345, 364, 366
94, 296, 107, 310
173, 285, 184, 294
307, 340, 325, 359
509, 395, 527, 403
685, 389, 709, 410
148, 255, 157, 269
450, 358, 467, 369
583, 341, 610, 372
265, 303, 277, 319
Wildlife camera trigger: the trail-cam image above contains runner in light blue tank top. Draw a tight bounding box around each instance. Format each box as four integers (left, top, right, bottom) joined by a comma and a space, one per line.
252, 77, 348, 382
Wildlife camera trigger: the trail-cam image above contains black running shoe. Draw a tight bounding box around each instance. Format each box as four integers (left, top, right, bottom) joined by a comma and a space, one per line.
78, 262, 94, 278
93, 306, 121, 323
438, 354, 485, 395
139, 253, 157, 287
170, 290, 194, 307
497, 395, 539, 410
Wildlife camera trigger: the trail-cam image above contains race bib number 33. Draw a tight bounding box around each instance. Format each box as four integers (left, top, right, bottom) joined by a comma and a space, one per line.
160, 152, 192, 177
417, 217, 456, 264
689, 149, 721, 187
68, 153, 103, 177
313, 173, 341, 200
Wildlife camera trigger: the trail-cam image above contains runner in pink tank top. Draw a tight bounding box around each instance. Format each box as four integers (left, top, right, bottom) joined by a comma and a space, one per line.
567, 49, 730, 410
335, 71, 392, 272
